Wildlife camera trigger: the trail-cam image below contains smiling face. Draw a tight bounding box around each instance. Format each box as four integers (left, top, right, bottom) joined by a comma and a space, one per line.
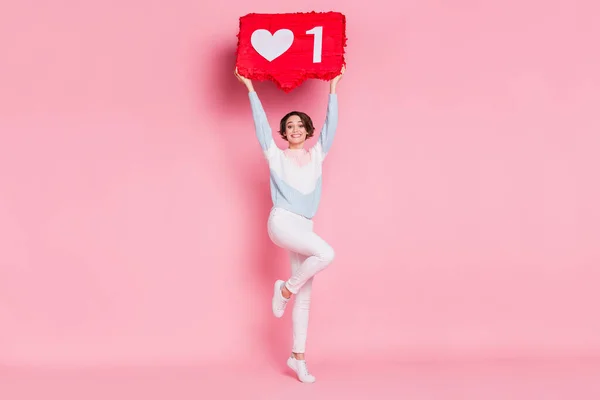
279, 111, 315, 149
285, 115, 308, 145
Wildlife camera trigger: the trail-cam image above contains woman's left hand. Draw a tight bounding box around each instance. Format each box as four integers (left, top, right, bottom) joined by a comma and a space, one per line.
330, 65, 345, 93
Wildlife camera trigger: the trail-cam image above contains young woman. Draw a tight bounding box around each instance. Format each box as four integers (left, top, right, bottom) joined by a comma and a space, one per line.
234, 66, 345, 383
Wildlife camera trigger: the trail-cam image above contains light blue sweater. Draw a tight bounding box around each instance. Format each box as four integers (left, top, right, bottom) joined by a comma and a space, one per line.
249, 91, 338, 219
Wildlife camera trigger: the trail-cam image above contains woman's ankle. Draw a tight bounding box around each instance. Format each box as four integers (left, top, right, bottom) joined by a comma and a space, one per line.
292, 352, 305, 360
281, 284, 292, 299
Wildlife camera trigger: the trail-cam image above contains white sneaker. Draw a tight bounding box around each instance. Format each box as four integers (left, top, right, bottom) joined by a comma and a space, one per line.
287, 356, 316, 383
272, 280, 289, 318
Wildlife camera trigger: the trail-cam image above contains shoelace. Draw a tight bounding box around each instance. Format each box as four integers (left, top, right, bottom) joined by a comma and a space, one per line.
276, 299, 287, 311
297, 361, 312, 377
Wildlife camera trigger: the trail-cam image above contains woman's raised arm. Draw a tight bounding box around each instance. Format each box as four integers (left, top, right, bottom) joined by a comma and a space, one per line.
235, 68, 273, 152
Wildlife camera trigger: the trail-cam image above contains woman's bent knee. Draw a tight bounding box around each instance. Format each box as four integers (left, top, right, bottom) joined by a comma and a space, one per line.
318, 246, 335, 265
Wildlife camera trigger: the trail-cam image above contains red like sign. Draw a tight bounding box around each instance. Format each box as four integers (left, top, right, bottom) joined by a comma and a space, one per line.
235, 12, 347, 92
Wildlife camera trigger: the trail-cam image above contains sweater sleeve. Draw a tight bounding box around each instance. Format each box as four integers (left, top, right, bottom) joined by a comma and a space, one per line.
248, 91, 274, 152
318, 94, 339, 156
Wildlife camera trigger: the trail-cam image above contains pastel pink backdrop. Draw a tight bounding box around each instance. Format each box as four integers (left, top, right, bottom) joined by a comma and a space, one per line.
1, 0, 599, 368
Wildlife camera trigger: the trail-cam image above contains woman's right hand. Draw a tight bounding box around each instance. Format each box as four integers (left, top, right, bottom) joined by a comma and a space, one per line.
234, 67, 254, 92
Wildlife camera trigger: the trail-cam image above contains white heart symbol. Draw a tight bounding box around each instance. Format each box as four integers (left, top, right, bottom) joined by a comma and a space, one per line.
250, 29, 294, 62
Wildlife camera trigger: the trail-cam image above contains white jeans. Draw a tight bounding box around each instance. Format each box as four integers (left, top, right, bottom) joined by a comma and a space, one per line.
267, 207, 335, 353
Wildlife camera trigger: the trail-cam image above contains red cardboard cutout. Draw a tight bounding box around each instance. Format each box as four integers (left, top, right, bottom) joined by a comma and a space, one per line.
235, 12, 347, 92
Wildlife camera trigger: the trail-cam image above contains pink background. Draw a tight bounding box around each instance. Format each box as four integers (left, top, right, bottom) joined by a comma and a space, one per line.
1, 0, 599, 369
